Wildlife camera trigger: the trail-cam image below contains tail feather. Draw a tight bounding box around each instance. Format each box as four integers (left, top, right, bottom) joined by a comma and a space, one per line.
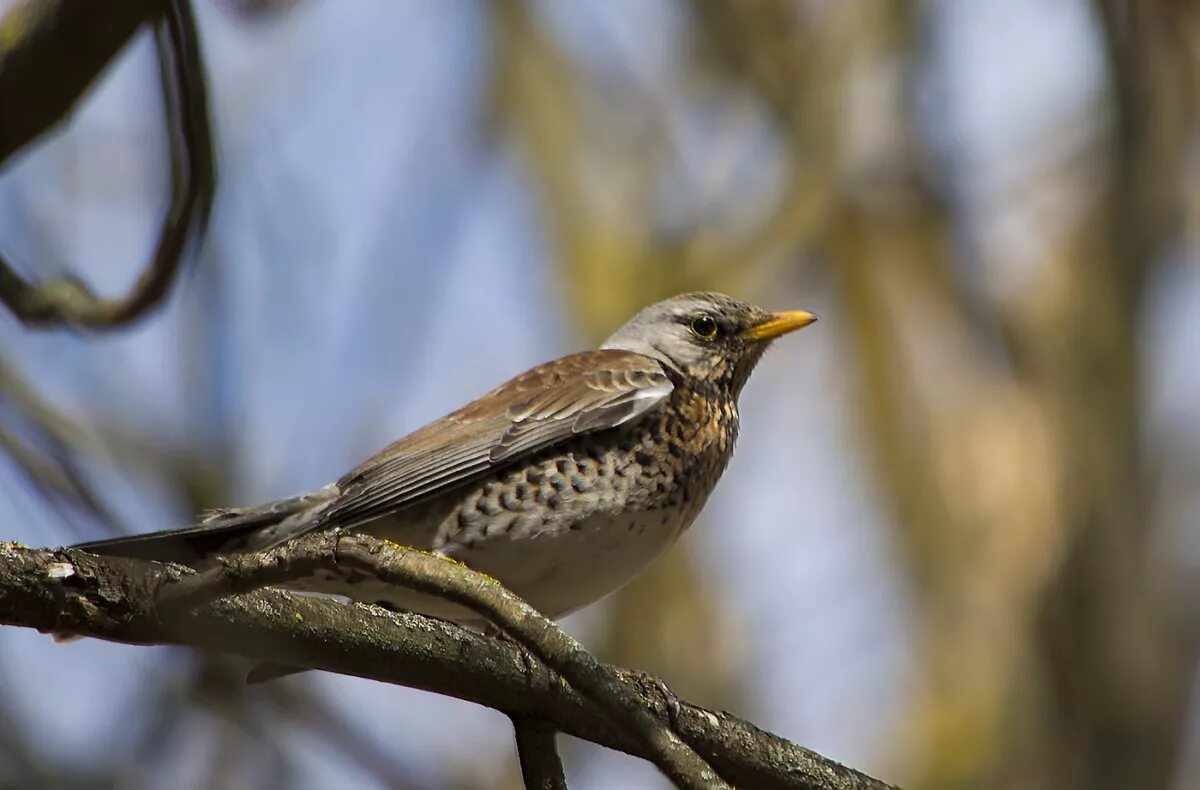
73, 487, 335, 565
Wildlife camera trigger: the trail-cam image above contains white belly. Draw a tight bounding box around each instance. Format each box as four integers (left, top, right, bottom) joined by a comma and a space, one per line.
300, 508, 687, 625
452, 508, 686, 619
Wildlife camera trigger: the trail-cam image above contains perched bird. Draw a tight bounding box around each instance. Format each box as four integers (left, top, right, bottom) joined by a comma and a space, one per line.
76, 292, 816, 626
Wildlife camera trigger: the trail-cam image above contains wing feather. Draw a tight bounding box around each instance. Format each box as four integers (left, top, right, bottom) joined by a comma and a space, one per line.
320, 350, 673, 527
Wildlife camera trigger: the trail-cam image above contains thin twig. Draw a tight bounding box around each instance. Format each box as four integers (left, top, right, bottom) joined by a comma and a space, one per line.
0, 0, 214, 328
511, 716, 568, 790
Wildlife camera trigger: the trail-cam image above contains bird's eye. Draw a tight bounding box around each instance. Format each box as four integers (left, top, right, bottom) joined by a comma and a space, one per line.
689, 315, 719, 340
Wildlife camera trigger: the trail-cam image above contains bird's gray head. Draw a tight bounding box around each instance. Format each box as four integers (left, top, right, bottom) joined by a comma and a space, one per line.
602, 292, 817, 397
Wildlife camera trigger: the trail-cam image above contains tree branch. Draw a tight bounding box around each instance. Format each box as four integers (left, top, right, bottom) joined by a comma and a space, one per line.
511, 716, 568, 790
0, 0, 164, 164
0, 0, 215, 329
0, 540, 893, 790
158, 532, 725, 790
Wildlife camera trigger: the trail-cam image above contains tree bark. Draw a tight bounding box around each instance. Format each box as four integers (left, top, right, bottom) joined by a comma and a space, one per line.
0, 539, 893, 790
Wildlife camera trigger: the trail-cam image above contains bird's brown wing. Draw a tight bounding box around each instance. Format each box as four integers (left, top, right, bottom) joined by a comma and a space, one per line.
319, 350, 673, 528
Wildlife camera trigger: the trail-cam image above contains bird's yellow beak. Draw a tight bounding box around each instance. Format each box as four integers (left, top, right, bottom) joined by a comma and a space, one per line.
743, 310, 819, 341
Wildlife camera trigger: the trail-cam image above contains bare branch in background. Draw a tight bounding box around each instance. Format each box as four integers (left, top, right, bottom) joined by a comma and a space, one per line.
0, 0, 214, 329
684, 0, 850, 291
262, 681, 431, 790
0, 0, 163, 164
216, 0, 305, 21
0, 356, 123, 537
0, 668, 51, 786
0, 539, 893, 790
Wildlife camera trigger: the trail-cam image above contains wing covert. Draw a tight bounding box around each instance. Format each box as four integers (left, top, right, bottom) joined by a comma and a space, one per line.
320, 350, 673, 528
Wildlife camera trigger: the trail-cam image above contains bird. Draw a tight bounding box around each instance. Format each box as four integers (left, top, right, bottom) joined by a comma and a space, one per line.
75, 292, 816, 628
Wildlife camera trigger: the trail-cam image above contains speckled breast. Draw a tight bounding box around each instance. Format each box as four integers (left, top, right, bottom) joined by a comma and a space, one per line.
428, 383, 740, 550
331, 385, 742, 621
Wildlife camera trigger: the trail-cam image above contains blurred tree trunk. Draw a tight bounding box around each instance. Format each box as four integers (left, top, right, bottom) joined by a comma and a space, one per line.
823, 3, 1199, 789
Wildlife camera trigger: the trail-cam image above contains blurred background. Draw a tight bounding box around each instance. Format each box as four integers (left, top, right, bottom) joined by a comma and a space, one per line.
1, 1, 1199, 788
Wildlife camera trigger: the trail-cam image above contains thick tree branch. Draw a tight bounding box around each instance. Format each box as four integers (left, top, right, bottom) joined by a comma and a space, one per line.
158, 532, 725, 790
0, 540, 893, 790
0, 0, 214, 328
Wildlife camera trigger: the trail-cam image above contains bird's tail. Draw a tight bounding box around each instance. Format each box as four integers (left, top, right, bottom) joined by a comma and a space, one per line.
73, 487, 336, 565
